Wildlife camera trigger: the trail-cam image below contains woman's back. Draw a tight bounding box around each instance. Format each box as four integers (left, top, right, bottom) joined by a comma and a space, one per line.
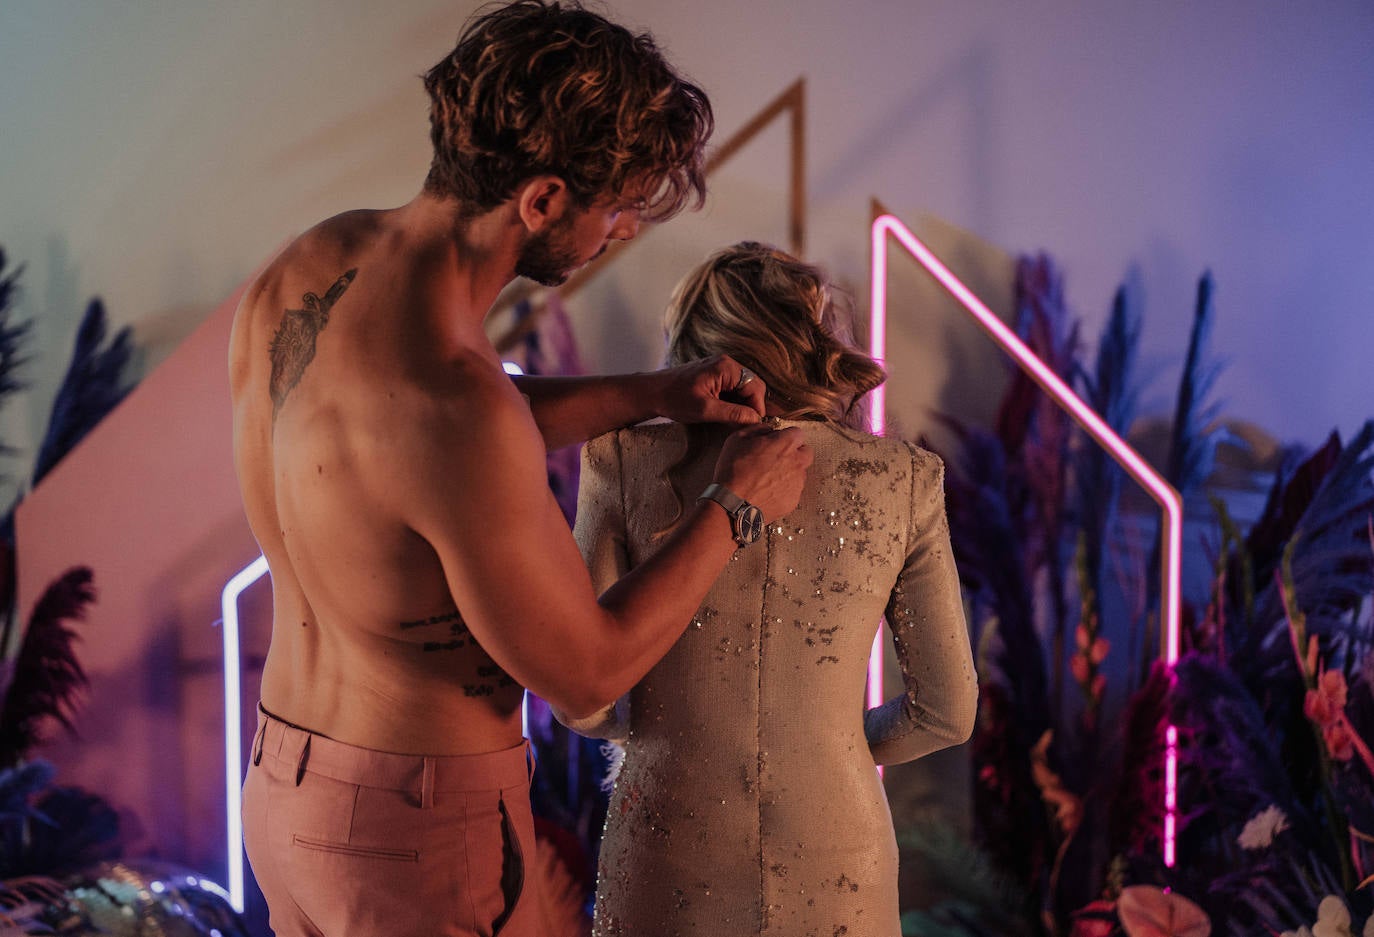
573, 419, 977, 937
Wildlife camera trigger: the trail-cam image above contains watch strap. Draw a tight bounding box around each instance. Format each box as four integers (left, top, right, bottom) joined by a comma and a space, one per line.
698, 482, 745, 514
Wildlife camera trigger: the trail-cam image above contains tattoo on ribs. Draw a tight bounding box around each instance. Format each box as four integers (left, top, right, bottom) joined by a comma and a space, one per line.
400, 610, 473, 653
268, 268, 358, 417
399, 609, 516, 694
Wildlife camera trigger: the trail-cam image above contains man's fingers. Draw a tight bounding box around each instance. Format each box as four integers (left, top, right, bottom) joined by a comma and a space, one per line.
733, 369, 766, 417
705, 399, 763, 426
712, 355, 766, 418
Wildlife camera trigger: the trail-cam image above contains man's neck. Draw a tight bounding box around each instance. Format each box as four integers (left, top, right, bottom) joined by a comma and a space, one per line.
395, 190, 522, 327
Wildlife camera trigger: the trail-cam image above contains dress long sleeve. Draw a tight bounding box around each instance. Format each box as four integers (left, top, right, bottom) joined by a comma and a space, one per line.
864, 446, 979, 765
552, 431, 632, 741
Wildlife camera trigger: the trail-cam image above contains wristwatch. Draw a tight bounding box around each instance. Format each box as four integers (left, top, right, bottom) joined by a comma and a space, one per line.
698, 483, 764, 547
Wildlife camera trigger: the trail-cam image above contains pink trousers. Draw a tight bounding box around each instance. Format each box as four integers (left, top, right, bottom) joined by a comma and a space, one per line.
242, 707, 542, 937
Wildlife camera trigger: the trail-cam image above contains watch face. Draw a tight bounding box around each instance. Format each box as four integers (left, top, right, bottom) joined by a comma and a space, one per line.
736, 505, 764, 545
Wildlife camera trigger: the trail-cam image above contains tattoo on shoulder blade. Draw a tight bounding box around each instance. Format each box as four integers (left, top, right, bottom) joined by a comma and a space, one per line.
268, 268, 358, 418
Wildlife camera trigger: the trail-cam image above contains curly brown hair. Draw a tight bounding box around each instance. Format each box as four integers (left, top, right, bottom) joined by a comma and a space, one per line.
422, 0, 713, 220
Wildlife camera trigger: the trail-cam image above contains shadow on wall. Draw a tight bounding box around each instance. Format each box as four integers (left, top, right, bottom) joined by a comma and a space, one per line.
813, 40, 1001, 236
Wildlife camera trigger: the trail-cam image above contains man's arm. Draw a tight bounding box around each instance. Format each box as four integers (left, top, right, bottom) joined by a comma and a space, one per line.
512, 353, 765, 450
394, 371, 809, 719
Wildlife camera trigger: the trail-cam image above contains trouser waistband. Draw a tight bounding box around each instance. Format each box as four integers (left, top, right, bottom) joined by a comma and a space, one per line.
252, 705, 533, 805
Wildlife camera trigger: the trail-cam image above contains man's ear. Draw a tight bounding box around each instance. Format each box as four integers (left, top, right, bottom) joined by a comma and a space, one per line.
515, 175, 571, 233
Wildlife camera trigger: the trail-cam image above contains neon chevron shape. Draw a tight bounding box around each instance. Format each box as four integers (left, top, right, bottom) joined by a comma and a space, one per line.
867, 213, 1183, 866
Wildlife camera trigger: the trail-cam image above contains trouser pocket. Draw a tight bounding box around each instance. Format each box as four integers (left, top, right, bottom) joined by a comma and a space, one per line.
491, 794, 525, 935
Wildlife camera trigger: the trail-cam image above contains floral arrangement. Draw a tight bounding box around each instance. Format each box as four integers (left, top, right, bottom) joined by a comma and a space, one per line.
902, 254, 1374, 936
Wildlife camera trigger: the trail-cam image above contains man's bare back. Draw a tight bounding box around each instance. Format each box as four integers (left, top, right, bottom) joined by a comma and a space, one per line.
231, 207, 538, 755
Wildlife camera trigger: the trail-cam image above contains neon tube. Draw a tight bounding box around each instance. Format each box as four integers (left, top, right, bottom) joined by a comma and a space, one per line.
869, 213, 1183, 866
221, 554, 269, 913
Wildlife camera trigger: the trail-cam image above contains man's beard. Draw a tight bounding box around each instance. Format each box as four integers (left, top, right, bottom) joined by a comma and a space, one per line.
514, 224, 582, 287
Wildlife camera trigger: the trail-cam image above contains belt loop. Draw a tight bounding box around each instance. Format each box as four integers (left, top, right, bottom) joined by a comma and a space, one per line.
251, 716, 268, 767
294, 734, 312, 787
421, 757, 436, 809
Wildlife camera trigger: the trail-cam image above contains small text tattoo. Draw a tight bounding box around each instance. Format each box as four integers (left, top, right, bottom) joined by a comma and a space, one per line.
401, 609, 473, 653
268, 268, 357, 418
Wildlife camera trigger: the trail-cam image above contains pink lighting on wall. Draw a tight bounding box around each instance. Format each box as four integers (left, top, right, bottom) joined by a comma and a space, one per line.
868, 213, 1183, 866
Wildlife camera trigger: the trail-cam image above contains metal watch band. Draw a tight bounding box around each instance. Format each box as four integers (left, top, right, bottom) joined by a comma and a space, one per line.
699, 483, 745, 514
698, 483, 763, 547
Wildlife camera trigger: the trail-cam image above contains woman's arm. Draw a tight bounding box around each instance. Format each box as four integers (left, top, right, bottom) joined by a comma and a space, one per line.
865, 446, 979, 765
549, 431, 634, 740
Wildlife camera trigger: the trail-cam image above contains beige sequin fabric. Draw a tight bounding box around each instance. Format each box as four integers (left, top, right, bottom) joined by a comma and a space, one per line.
564, 420, 978, 937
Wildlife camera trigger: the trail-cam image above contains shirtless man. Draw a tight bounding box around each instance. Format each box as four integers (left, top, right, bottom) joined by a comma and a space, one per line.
229, 2, 811, 935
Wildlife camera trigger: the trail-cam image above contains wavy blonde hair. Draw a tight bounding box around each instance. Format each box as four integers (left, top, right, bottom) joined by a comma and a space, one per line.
650, 243, 886, 538
664, 241, 885, 429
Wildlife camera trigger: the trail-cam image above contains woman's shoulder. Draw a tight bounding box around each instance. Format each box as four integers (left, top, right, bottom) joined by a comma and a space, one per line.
583, 421, 690, 467
813, 423, 945, 470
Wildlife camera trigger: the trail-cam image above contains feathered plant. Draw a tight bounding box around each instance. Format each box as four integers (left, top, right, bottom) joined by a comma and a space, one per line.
910, 250, 1374, 935
31, 298, 133, 488
0, 568, 94, 769
0, 250, 32, 433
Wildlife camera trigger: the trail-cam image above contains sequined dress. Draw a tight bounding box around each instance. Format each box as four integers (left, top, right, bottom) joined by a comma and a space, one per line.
563, 420, 978, 937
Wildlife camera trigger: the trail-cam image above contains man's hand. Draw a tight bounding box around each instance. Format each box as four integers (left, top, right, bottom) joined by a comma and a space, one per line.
712, 423, 812, 522
656, 354, 766, 426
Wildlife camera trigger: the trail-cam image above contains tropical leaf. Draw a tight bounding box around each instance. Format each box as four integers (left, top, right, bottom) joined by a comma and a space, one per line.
0, 249, 31, 407
1238, 424, 1374, 689
32, 298, 134, 487
1171, 654, 1309, 839
1105, 661, 1172, 858
898, 819, 1042, 937
936, 422, 1050, 740
4, 783, 122, 880
0, 250, 33, 481
1165, 273, 1229, 501
1078, 283, 1141, 555
0, 568, 94, 767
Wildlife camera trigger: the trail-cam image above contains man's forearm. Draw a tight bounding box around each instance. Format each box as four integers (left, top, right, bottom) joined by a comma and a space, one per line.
512, 373, 664, 449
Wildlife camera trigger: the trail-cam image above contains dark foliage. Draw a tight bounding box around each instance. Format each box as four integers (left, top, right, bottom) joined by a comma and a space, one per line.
0, 248, 32, 414
0, 567, 94, 767
32, 297, 134, 487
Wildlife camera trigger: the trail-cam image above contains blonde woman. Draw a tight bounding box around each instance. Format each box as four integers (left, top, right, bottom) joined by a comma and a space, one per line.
559, 242, 978, 936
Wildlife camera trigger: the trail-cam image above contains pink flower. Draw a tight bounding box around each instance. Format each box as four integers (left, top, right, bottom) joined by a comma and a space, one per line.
1323, 721, 1355, 762
1117, 885, 1211, 937
1305, 669, 1348, 729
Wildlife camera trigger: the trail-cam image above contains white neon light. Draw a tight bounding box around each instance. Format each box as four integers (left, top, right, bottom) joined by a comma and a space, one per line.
869, 213, 1183, 865
221, 553, 269, 913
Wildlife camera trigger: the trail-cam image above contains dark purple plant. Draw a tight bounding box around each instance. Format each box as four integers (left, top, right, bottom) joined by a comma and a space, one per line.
0, 567, 94, 767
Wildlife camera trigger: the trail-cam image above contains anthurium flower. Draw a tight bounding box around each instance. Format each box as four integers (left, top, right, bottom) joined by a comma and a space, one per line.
1117, 885, 1210, 937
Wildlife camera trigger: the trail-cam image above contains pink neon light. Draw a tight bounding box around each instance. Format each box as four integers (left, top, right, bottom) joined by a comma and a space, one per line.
866, 246, 889, 717
868, 214, 1183, 866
